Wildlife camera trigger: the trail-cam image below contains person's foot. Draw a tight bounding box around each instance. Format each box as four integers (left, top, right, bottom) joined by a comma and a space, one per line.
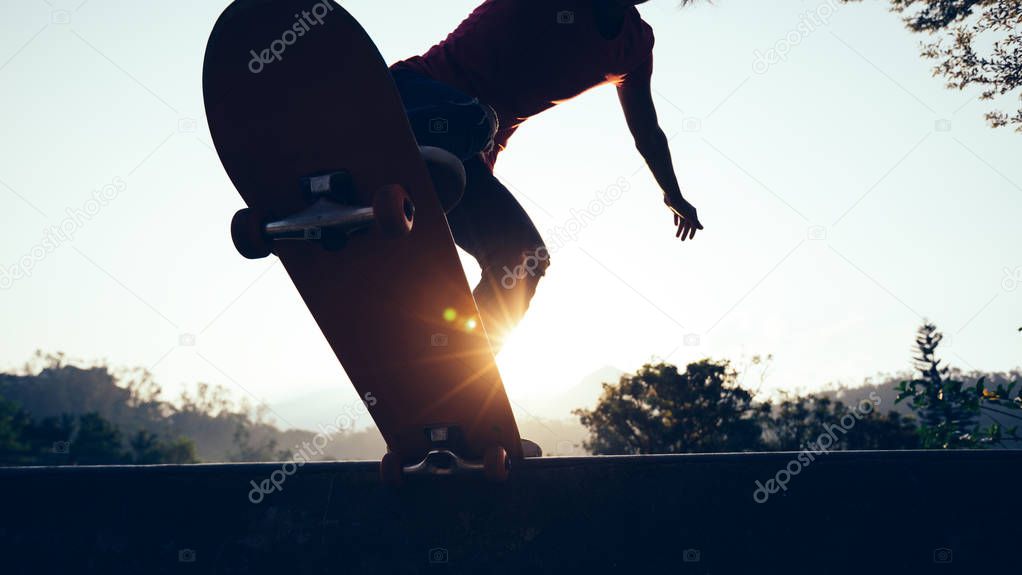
521, 438, 542, 458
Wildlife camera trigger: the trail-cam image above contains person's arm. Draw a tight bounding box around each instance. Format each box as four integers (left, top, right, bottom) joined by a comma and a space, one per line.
617, 67, 703, 241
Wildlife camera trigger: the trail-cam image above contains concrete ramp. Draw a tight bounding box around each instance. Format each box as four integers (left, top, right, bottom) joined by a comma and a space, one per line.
1, 450, 1016, 573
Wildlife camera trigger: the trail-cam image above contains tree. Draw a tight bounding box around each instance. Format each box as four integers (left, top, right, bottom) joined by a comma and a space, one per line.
1, 353, 303, 463
896, 322, 1017, 447
846, 0, 1022, 131
157, 436, 200, 464
20, 414, 76, 465
763, 394, 919, 451
0, 398, 200, 466
129, 430, 198, 465
0, 396, 30, 462
70, 412, 128, 465
574, 360, 769, 455
843, 409, 921, 450
229, 422, 290, 462
974, 327, 1022, 432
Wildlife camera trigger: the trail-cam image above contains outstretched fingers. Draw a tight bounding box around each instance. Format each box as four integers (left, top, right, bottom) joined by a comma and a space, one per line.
674, 214, 698, 241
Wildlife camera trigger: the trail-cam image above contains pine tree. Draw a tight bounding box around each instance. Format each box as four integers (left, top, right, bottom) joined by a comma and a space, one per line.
897, 323, 988, 448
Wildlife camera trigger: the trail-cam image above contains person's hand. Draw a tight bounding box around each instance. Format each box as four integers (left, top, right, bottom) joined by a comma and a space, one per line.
665, 193, 703, 241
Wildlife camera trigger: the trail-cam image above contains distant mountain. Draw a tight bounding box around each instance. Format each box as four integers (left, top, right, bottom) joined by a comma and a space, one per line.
264, 368, 622, 458
264, 367, 626, 458
264, 365, 626, 430
516, 417, 589, 456
814, 368, 1022, 415
0, 360, 317, 463
268, 386, 372, 432
812, 372, 915, 416
525, 365, 625, 420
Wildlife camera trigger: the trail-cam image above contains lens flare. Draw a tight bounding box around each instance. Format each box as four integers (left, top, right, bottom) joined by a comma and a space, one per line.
443, 307, 457, 322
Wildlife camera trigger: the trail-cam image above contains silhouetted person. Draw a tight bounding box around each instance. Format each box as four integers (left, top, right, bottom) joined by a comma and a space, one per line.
392, 0, 702, 351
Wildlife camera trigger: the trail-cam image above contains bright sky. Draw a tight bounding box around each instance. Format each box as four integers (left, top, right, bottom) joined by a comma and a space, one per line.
1, 0, 1019, 430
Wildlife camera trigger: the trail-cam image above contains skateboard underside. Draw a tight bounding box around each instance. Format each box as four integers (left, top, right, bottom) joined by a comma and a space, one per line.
202, 0, 524, 470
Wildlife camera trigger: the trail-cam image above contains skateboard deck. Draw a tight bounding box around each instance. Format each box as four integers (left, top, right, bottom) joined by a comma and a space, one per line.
202, 0, 524, 479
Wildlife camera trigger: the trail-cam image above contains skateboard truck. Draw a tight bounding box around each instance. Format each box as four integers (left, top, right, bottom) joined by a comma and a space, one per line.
380, 425, 511, 486
230, 171, 415, 259
401, 449, 487, 475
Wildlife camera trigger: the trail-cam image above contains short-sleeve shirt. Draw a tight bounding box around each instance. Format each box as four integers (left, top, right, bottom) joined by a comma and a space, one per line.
392, 0, 655, 167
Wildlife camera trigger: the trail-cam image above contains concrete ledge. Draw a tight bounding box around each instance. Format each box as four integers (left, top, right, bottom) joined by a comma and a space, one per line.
1, 450, 1018, 573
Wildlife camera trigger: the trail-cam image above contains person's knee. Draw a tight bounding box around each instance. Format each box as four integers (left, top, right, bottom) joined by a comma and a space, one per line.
419, 146, 465, 213
451, 99, 497, 159
492, 246, 551, 294
405, 98, 496, 160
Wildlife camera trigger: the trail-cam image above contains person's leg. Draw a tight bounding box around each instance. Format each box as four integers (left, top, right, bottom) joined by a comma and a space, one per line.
391, 69, 497, 161
446, 157, 550, 352
390, 70, 540, 349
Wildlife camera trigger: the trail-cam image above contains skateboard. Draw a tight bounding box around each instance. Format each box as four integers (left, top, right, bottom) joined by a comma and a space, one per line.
202, 0, 535, 483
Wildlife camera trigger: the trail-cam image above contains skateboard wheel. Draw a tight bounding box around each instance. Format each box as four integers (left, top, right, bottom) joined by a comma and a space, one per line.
521, 438, 542, 458
230, 208, 272, 259
373, 185, 414, 238
380, 452, 403, 486
483, 445, 510, 483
